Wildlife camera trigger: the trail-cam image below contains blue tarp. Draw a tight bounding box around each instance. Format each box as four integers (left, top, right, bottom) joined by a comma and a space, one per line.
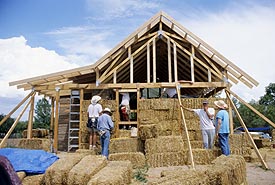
0, 148, 59, 174
237, 127, 271, 131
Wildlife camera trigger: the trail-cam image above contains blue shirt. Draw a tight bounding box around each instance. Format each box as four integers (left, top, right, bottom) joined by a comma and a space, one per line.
215, 110, 229, 133
97, 113, 114, 131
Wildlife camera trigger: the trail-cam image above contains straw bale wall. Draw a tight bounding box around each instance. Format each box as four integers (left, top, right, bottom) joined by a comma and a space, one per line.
18, 138, 50, 152
58, 97, 70, 151
109, 152, 146, 168
44, 153, 88, 185
87, 161, 132, 185
109, 138, 144, 154
67, 155, 107, 185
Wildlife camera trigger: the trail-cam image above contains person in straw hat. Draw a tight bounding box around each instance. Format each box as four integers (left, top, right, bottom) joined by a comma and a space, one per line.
87, 95, 102, 149
182, 100, 216, 149
214, 100, 230, 156
97, 108, 114, 159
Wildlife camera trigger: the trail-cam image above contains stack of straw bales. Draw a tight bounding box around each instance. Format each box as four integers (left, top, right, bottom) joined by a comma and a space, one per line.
22, 129, 49, 138
118, 129, 131, 138
229, 133, 252, 161
22, 174, 45, 185
44, 153, 88, 185
109, 152, 146, 168
88, 161, 132, 185
149, 155, 246, 185
18, 138, 50, 152
67, 155, 107, 185
139, 124, 158, 140
109, 138, 144, 154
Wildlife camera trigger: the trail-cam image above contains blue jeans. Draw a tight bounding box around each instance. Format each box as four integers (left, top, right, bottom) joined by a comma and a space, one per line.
100, 131, 110, 158
218, 133, 230, 156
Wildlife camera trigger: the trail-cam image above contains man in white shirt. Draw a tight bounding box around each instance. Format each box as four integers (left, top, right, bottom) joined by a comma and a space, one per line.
183, 100, 215, 149
162, 88, 177, 98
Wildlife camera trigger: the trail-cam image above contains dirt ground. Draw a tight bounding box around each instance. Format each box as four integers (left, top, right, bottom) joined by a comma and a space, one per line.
146, 148, 275, 185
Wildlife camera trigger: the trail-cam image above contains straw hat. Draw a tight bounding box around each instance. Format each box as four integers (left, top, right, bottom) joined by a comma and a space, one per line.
103, 108, 112, 115
214, 100, 228, 109
91, 95, 101, 104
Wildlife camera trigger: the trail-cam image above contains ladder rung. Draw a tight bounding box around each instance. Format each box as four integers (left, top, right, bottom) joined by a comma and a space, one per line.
70, 112, 80, 115
70, 120, 80, 123
69, 136, 79, 139
70, 128, 79, 131
68, 144, 79, 147
71, 104, 80, 106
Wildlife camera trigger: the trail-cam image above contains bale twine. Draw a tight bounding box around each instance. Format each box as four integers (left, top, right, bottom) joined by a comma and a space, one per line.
87, 161, 132, 185
146, 151, 187, 167
44, 153, 87, 185
22, 174, 45, 185
139, 124, 158, 140
109, 152, 145, 169
67, 155, 107, 185
109, 138, 143, 154
18, 138, 50, 152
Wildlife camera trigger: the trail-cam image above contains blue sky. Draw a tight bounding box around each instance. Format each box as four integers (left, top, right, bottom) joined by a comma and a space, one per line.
0, 0, 275, 120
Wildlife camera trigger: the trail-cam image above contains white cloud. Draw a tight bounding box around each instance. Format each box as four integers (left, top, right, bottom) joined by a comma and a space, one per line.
177, 2, 275, 102
0, 36, 79, 99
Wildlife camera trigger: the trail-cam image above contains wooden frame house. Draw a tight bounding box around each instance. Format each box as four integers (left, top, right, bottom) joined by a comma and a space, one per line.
6, 11, 267, 154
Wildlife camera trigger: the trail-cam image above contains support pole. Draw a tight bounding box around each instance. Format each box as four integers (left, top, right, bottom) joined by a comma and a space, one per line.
225, 91, 269, 169
27, 92, 35, 139
147, 43, 150, 83
176, 83, 195, 169
0, 93, 34, 148
153, 37, 156, 83
50, 97, 55, 152
173, 42, 178, 82
0, 91, 35, 126
115, 89, 120, 138
53, 87, 60, 153
227, 89, 275, 128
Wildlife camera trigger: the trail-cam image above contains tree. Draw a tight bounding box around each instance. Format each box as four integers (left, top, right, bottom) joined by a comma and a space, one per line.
259, 83, 275, 106
0, 114, 15, 137
34, 98, 51, 129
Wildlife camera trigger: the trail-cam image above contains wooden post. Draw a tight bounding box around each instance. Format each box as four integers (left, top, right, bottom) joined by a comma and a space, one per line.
208, 69, 211, 82
147, 43, 150, 83
50, 96, 55, 152
27, 92, 35, 139
167, 37, 172, 83
173, 42, 178, 82
228, 89, 275, 128
153, 37, 156, 83
113, 70, 117, 84
190, 45, 195, 82
115, 89, 120, 138
225, 91, 269, 169
129, 47, 134, 83
79, 89, 84, 148
176, 83, 195, 169
53, 87, 60, 153
0, 93, 34, 148
0, 91, 34, 126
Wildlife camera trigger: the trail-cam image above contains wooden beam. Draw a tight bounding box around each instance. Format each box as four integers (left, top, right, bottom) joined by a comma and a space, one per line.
167, 37, 172, 83
147, 42, 150, 83
173, 42, 178, 82
227, 89, 275, 128
176, 83, 195, 169
153, 37, 156, 83
129, 47, 134, 83
225, 91, 269, 169
190, 45, 195, 82
53, 87, 60, 152
113, 70, 117, 84
0, 91, 35, 126
79, 89, 84, 148
27, 93, 35, 139
0, 93, 34, 148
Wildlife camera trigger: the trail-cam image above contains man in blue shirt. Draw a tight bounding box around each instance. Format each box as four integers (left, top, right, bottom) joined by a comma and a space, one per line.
97, 108, 114, 159
214, 100, 230, 156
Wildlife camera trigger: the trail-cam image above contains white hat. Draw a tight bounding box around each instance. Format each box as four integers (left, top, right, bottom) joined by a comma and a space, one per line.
91, 95, 101, 104
214, 100, 228, 109
103, 108, 112, 115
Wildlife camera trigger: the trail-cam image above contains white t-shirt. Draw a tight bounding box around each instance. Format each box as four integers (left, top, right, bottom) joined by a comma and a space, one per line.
193, 108, 215, 130
164, 88, 177, 98
87, 103, 102, 117
121, 93, 130, 105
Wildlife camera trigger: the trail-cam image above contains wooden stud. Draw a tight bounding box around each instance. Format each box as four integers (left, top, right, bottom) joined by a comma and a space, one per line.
53, 87, 60, 153
153, 37, 156, 83
173, 42, 178, 82
225, 91, 269, 169
129, 47, 134, 83
167, 37, 172, 82
147, 42, 150, 83
190, 45, 195, 82
27, 93, 35, 139
113, 70, 117, 84
0, 93, 34, 148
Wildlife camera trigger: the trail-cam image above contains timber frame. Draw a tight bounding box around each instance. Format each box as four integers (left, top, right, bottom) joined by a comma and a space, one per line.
5, 11, 275, 165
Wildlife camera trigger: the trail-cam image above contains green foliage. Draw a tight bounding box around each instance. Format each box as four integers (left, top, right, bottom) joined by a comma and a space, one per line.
34, 98, 51, 129
0, 114, 27, 137
133, 165, 149, 183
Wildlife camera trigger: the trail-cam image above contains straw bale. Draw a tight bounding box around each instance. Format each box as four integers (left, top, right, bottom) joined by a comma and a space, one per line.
110, 138, 144, 154
186, 141, 203, 149
208, 155, 247, 185
139, 110, 170, 122
157, 120, 181, 136
109, 152, 145, 169
145, 136, 184, 154
184, 119, 200, 130
22, 174, 45, 185
22, 129, 49, 138
17, 171, 26, 181
88, 161, 132, 185
67, 155, 107, 185
75, 149, 97, 155
118, 129, 131, 138
150, 99, 178, 110
146, 151, 187, 167
186, 149, 217, 165
0, 139, 7, 147
139, 99, 151, 110
181, 129, 201, 141
139, 117, 158, 125
44, 153, 87, 185
18, 138, 50, 151
139, 124, 158, 140
272, 129, 275, 141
